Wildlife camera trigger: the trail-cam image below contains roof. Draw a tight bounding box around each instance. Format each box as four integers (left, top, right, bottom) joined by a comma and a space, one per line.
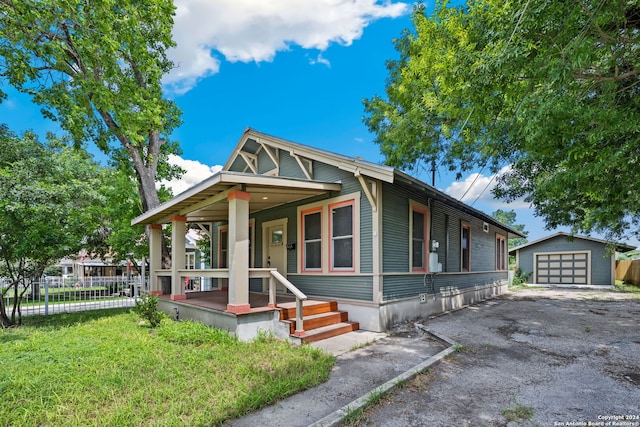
508, 232, 636, 254
133, 128, 526, 237
225, 128, 396, 183
131, 171, 341, 225
226, 129, 526, 239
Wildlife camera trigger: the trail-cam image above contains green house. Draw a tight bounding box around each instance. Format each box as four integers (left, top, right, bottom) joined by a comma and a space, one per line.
132, 129, 525, 341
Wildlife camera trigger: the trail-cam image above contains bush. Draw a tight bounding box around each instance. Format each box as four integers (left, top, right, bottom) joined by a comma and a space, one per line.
511, 268, 532, 286
133, 294, 164, 327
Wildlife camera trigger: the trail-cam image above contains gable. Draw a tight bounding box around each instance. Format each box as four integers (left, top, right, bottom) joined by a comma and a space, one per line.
224, 128, 395, 183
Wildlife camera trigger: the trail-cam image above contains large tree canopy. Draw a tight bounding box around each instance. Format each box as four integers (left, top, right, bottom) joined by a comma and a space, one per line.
364, 0, 640, 240
0, 126, 107, 326
0, 0, 182, 214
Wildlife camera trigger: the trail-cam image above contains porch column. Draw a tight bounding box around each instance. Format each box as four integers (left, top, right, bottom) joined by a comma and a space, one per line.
227, 190, 251, 314
148, 224, 163, 296
170, 215, 187, 301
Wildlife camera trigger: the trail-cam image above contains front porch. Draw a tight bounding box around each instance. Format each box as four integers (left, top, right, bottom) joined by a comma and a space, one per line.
156, 289, 359, 343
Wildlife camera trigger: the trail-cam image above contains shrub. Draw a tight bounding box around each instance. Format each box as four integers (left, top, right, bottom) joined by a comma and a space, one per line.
133, 294, 164, 327
511, 268, 532, 286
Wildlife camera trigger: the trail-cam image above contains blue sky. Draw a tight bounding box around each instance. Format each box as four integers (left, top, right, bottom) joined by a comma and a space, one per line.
0, 0, 635, 246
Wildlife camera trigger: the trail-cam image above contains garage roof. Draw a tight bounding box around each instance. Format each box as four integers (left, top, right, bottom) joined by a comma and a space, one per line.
509, 232, 636, 254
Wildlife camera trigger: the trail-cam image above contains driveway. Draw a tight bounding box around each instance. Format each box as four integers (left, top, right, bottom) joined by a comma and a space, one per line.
363, 287, 640, 427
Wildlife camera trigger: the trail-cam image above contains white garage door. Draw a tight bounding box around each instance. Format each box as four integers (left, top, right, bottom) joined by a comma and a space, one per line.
535, 253, 589, 285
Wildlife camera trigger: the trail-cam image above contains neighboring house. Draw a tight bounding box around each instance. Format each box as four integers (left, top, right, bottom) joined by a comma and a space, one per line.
509, 232, 635, 287
131, 128, 525, 340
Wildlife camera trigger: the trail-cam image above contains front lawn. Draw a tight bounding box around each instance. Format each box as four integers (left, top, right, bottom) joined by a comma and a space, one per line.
0, 309, 334, 426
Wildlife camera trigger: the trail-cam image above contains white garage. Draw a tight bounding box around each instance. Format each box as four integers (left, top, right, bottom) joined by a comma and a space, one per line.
534, 252, 589, 285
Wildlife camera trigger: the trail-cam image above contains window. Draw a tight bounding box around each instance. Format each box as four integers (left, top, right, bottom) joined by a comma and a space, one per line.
185, 252, 196, 269
219, 228, 228, 268
410, 203, 429, 272
330, 201, 354, 271
496, 234, 506, 270
302, 208, 322, 271
297, 193, 360, 274
461, 223, 471, 272
218, 223, 254, 268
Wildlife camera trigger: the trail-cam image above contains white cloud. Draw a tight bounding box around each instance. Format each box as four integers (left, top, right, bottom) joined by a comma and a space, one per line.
444, 166, 530, 209
159, 154, 223, 195
309, 53, 331, 67
164, 0, 409, 94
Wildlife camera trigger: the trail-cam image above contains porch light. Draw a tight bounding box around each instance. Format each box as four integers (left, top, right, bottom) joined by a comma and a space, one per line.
262, 196, 269, 200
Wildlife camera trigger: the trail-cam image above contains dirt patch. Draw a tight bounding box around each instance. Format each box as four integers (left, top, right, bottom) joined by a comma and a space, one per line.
362, 288, 640, 427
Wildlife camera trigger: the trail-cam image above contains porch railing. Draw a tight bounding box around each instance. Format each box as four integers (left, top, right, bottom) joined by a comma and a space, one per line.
154, 268, 308, 335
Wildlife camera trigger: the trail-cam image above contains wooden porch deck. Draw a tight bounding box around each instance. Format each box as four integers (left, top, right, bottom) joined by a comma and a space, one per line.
158, 290, 297, 314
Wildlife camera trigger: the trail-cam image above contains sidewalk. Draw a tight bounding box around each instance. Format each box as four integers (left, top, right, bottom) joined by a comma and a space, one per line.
225, 327, 451, 427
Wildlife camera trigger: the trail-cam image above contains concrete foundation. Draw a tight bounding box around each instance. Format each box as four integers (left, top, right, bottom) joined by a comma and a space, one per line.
339, 281, 508, 332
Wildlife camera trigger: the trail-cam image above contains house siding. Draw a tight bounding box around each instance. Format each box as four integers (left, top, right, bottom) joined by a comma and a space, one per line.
380, 181, 510, 301
211, 155, 377, 301
516, 235, 613, 285
382, 271, 507, 300
286, 274, 373, 300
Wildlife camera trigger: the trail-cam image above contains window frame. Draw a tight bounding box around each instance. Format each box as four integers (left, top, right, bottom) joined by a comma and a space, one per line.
461, 222, 471, 272
409, 201, 430, 272
218, 219, 255, 269
301, 207, 323, 272
329, 200, 355, 272
218, 226, 229, 269
297, 192, 360, 274
496, 233, 507, 271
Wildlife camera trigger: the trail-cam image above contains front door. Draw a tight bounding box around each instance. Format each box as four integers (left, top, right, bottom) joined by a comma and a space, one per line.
263, 219, 287, 293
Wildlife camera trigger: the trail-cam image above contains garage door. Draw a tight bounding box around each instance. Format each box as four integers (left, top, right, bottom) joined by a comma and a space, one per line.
535, 253, 588, 285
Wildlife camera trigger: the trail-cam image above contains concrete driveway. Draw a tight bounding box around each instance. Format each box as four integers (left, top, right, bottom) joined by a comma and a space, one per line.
363, 287, 640, 427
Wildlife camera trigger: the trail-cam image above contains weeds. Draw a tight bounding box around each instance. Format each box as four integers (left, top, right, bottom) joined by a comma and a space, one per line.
502, 403, 534, 422
0, 309, 334, 426
132, 294, 164, 327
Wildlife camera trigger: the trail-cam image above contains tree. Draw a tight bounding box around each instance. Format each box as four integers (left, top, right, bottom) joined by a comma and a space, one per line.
491, 209, 528, 249
0, 126, 107, 327
0, 0, 182, 218
364, 0, 640, 240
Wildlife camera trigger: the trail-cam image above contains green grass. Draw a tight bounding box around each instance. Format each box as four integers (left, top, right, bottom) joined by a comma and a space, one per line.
614, 280, 640, 297
0, 309, 334, 426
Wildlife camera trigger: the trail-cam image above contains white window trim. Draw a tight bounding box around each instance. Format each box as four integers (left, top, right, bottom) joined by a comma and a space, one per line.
409, 200, 430, 273
297, 192, 361, 274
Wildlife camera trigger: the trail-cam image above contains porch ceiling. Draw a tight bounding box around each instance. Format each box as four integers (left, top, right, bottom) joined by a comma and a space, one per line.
132, 171, 341, 225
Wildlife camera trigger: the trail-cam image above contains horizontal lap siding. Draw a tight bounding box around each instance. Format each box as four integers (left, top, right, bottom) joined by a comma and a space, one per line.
381, 182, 511, 300
382, 272, 508, 300
247, 160, 375, 301
382, 185, 409, 272
287, 275, 373, 300
517, 236, 612, 285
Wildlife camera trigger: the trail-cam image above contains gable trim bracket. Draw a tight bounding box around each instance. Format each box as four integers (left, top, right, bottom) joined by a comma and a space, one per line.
290, 150, 313, 180
258, 139, 280, 171
238, 151, 258, 174
355, 170, 377, 212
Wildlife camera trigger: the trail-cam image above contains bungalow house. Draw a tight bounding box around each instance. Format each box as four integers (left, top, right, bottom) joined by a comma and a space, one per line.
131, 129, 525, 342
509, 232, 635, 287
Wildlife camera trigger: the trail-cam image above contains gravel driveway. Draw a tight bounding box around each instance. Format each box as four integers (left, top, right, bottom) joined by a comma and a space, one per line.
361, 287, 640, 427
